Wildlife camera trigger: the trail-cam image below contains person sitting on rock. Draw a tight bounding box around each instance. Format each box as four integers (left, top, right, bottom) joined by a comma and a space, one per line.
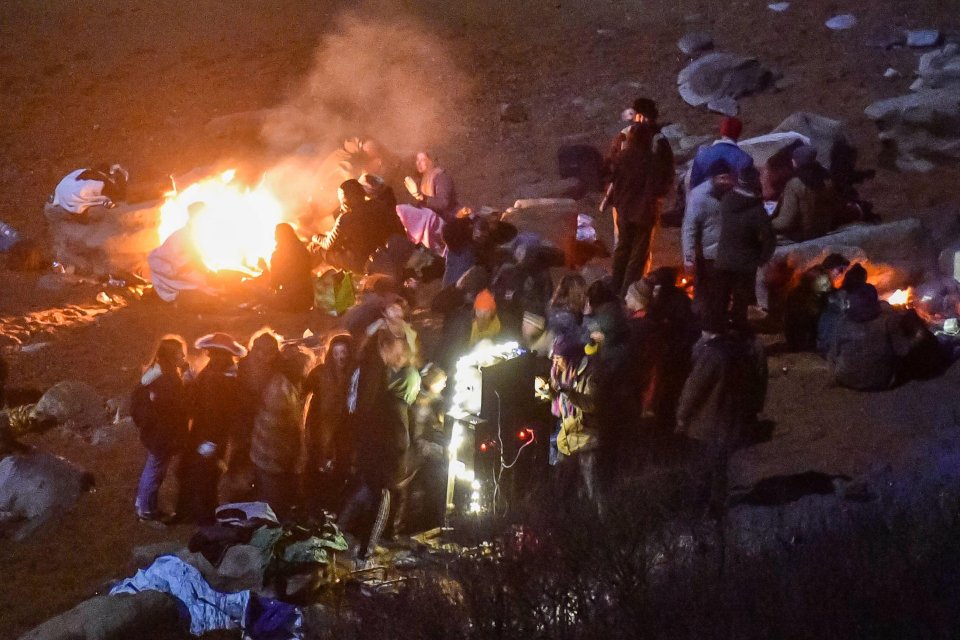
772, 145, 842, 243
783, 253, 850, 352
48, 163, 129, 220
131, 336, 190, 522
687, 117, 754, 190
403, 150, 459, 222
268, 223, 314, 312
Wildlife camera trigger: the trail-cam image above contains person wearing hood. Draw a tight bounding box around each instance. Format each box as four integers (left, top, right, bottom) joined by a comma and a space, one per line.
176, 333, 246, 523
772, 145, 840, 243
711, 166, 776, 332
607, 99, 676, 296
687, 117, 754, 190
250, 344, 315, 518
269, 223, 314, 312
313, 179, 404, 271
817, 262, 866, 355
131, 336, 190, 522
677, 328, 767, 517
827, 285, 919, 391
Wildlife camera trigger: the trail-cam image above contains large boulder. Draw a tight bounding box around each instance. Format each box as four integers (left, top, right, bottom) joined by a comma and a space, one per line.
0, 451, 95, 541
44, 200, 162, 277
864, 88, 960, 172
677, 52, 777, 109
738, 131, 810, 168
914, 44, 960, 91
772, 112, 850, 170
19, 591, 185, 640
31, 381, 108, 432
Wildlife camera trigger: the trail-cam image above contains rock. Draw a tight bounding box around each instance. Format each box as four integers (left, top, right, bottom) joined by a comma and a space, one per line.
915, 44, 960, 91
660, 123, 688, 141
864, 87, 960, 172
44, 199, 163, 277
502, 199, 578, 251
825, 14, 857, 31
31, 381, 108, 431
19, 591, 185, 640
677, 52, 776, 108
865, 27, 905, 49
884, 67, 901, 79
677, 31, 713, 56
131, 542, 186, 570
738, 131, 811, 169
516, 177, 585, 200
0, 452, 94, 541
757, 218, 933, 308
772, 112, 851, 170
707, 96, 739, 116
499, 103, 529, 123
767, 2, 790, 12
907, 29, 941, 48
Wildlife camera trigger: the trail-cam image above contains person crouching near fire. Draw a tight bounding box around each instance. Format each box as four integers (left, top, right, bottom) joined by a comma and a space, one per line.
176, 333, 246, 524
47, 163, 129, 223
148, 203, 217, 305
250, 344, 315, 520
131, 336, 191, 523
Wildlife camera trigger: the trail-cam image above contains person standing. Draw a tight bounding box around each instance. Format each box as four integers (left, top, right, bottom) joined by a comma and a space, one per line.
176, 333, 246, 524
606, 99, 675, 296
250, 345, 315, 519
131, 336, 190, 522
711, 167, 776, 332
682, 160, 736, 314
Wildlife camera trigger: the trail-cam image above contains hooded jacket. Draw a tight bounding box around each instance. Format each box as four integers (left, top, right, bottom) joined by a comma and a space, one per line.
715, 189, 776, 273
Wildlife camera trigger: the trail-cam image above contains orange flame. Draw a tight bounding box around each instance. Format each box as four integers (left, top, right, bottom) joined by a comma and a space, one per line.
158, 170, 285, 274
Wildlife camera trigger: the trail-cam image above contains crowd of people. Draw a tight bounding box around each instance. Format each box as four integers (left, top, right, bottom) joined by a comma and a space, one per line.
44, 94, 947, 560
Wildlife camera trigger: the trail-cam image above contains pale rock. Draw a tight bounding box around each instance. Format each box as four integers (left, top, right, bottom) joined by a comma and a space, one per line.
825, 15, 857, 31
677, 32, 714, 56
677, 52, 776, 108
906, 29, 941, 48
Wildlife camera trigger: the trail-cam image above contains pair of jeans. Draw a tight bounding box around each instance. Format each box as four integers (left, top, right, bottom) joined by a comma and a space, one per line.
135, 451, 173, 516
611, 213, 656, 296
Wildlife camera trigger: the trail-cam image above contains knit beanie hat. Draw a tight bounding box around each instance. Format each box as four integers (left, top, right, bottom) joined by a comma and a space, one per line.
474, 289, 497, 313
720, 116, 743, 140
551, 331, 584, 362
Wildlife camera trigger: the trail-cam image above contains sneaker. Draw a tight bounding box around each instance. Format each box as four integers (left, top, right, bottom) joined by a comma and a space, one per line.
136, 510, 174, 524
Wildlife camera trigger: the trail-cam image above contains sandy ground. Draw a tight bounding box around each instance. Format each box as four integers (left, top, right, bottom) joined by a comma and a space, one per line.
2, 0, 960, 635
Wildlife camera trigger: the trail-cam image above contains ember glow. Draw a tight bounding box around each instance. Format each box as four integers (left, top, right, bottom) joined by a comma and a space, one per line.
158, 170, 285, 274
886, 288, 911, 307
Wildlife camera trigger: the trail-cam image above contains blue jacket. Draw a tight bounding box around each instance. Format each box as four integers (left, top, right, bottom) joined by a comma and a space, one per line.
689, 140, 754, 190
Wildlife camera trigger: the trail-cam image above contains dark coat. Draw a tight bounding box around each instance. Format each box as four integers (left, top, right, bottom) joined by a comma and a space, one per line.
715, 189, 776, 273
828, 310, 913, 391
353, 342, 411, 488
304, 362, 353, 467
189, 362, 243, 455
677, 333, 765, 445
131, 371, 189, 455
321, 200, 405, 267
270, 238, 313, 312
609, 123, 675, 226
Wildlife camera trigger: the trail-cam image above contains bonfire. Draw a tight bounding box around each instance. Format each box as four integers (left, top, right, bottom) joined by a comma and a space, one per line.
158, 170, 287, 275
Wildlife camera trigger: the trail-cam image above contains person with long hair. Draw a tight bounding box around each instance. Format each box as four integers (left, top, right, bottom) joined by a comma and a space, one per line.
269, 223, 313, 312
548, 273, 588, 338
304, 333, 356, 514
131, 336, 190, 522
